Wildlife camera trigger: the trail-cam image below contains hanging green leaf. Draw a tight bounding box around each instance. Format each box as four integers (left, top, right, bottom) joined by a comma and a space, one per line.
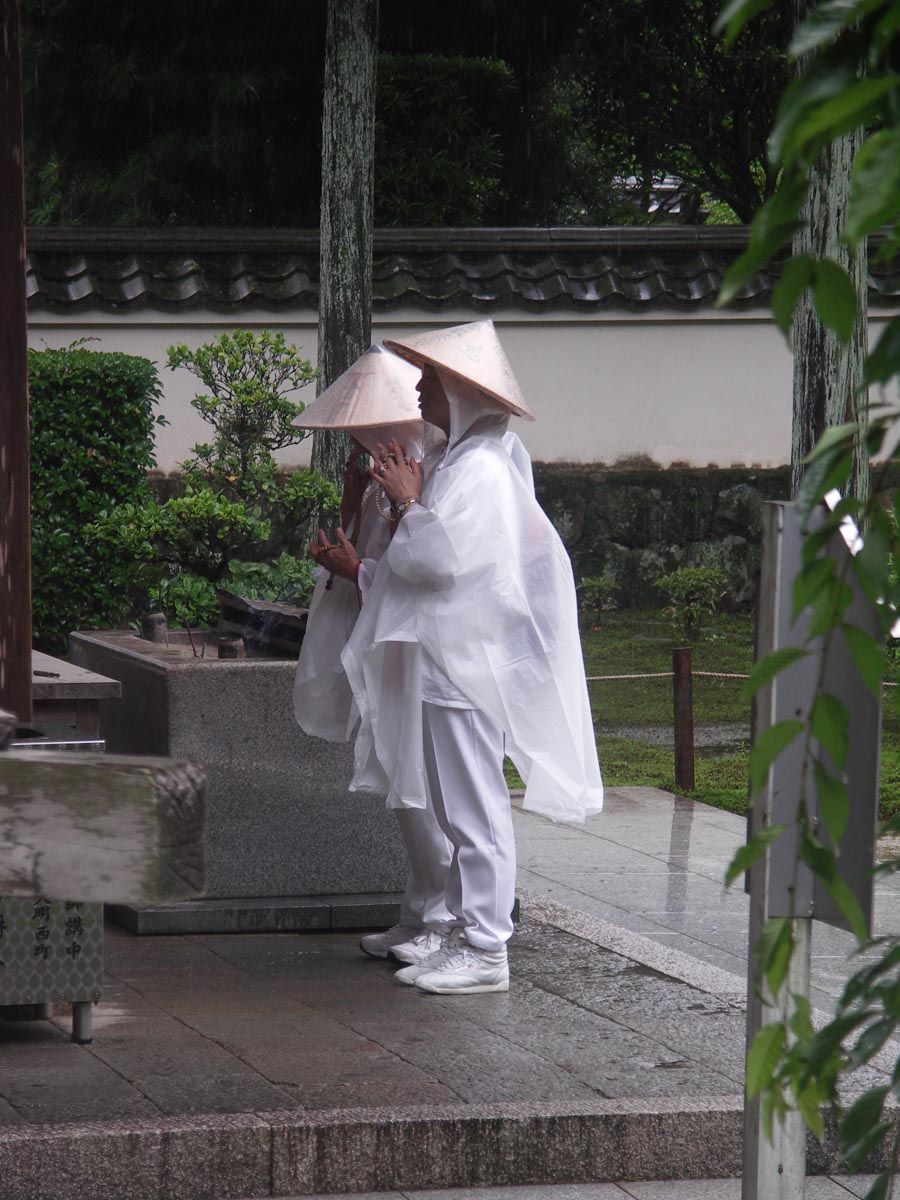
853, 503, 892, 605
769, 62, 858, 163
763, 916, 795, 997
790, 0, 890, 59
822, 873, 870, 943
846, 127, 900, 245
803, 421, 863, 463
717, 172, 809, 306
769, 1086, 793, 1145
842, 623, 885, 697
807, 578, 854, 638
865, 315, 900, 384
749, 720, 806, 794
843, 944, 900, 1005
747, 1021, 787, 1097
805, 1010, 873, 1073
755, 916, 793, 979
714, 0, 779, 45
742, 647, 809, 701
725, 824, 788, 887
796, 448, 853, 520
789, 993, 815, 1045
857, 1170, 892, 1200
771, 253, 815, 334
840, 1085, 890, 1158
848, 1018, 897, 1068
811, 259, 859, 343
795, 1081, 826, 1141
813, 760, 850, 844
801, 508, 847, 566
793, 556, 838, 620
811, 692, 850, 768
780, 76, 900, 162
873, 4, 900, 56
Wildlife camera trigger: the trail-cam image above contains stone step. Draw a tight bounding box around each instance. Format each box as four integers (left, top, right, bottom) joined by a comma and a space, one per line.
0, 1098, 866, 1200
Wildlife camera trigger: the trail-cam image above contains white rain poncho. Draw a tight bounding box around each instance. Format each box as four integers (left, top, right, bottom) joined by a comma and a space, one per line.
341, 373, 603, 824
293, 421, 423, 742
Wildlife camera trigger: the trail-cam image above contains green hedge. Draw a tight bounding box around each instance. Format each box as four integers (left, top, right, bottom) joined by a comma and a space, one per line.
29, 345, 163, 654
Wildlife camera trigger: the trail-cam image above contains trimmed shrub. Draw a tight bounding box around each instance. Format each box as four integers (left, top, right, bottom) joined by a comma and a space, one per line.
654, 565, 728, 642
29, 345, 163, 653
87, 330, 336, 629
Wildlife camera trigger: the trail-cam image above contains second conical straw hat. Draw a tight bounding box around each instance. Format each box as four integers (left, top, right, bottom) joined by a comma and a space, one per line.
383, 319, 534, 421
292, 345, 423, 429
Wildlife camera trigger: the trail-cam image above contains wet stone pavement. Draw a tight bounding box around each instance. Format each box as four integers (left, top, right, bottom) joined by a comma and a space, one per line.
0, 913, 747, 1124
0, 787, 896, 1198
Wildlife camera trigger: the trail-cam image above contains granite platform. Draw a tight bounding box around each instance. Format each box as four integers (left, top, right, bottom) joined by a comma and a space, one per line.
69, 630, 408, 932
0, 787, 896, 1200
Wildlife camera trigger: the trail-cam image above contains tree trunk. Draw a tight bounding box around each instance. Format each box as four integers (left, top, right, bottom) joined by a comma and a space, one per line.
312, 0, 378, 500
791, 2, 869, 502
0, 0, 32, 722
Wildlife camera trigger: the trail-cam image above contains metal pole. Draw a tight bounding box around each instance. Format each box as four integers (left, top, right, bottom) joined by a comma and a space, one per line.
743, 503, 811, 1200
0, 0, 32, 723
673, 646, 695, 791
72, 1001, 93, 1045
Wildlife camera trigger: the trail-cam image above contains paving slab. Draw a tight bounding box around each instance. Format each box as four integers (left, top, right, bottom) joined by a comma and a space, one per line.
0, 786, 895, 1199
260, 1182, 880, 1200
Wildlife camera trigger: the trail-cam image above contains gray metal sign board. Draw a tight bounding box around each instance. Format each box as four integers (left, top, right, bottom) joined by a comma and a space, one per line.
757, 502, 879, 933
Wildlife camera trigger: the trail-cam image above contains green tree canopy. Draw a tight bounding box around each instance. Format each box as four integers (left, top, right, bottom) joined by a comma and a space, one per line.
22, 0, 790, 227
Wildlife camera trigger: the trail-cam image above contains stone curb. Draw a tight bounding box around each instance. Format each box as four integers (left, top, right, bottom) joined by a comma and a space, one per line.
0, 1096, 865, 1200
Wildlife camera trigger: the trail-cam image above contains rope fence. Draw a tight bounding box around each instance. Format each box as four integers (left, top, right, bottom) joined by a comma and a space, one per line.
585, 670, 749, 682
584, 650, 898, 792
586, 671, 897, 686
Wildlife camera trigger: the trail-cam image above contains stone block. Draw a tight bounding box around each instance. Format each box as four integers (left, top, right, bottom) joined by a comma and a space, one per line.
268, 1098, 747, 1195
0, 1114, 271, 1200
70, 632, 407, 916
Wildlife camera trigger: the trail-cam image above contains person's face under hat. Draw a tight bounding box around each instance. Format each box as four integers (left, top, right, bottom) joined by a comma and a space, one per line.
415, 364, 451, 434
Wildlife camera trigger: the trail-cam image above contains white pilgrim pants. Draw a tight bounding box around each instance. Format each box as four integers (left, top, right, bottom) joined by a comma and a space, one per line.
422, 701, 516, 951
394, 805, 454, 930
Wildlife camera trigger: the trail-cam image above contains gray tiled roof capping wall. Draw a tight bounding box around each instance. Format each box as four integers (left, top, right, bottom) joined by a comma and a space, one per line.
24, 226, 900, 313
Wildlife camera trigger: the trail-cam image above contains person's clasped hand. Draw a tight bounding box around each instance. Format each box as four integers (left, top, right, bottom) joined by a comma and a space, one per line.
309, 527, 360, 582
340, 445, 369, 529
370, 439, 423, 505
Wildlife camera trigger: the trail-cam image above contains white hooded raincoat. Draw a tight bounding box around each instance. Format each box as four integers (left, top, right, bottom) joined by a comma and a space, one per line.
342, 373, 603, 825
293, 420, 423, 742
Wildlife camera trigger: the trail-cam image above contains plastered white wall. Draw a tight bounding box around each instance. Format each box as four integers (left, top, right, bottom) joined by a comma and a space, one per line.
29, 305, 889, 473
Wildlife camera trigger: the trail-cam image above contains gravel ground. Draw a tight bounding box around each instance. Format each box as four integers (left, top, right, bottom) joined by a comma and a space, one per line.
608, 723, 750, 749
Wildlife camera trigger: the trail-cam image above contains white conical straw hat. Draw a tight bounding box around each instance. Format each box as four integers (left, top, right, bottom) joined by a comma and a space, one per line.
292, 345, 423, 429
383, 319, 534, 421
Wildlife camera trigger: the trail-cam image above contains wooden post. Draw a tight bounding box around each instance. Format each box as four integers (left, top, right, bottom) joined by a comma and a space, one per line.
673, 646, 695, 791
0, 0, 32, 723
313, 0, 379, 495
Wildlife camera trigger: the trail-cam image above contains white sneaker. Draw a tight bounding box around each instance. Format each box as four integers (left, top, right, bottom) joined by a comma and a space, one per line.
359, 924, 420, 959
413, 940, 509, 995
388, 929, 448, 965
394, 929, 463, 987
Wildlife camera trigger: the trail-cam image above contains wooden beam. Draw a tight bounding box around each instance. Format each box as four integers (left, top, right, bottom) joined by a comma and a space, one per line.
0, 0, 32, 722
0, 753, 205, 903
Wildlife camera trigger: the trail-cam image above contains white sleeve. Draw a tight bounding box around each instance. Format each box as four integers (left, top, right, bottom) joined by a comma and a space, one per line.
356, 557, 378, 600
385, 502, 460, 589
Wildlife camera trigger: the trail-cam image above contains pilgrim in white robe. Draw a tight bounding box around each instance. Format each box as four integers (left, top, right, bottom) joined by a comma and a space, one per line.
293, 423, 453, 931
342, 377, 604, 829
